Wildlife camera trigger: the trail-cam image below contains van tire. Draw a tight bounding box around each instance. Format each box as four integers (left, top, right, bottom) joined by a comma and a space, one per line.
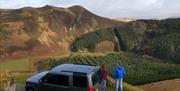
26, 86, 37, 91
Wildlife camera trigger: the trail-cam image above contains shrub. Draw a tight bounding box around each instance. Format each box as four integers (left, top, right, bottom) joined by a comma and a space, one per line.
25, 38, 40, 49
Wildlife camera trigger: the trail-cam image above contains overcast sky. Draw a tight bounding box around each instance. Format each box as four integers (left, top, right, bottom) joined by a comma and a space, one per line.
0, 0, 180, 19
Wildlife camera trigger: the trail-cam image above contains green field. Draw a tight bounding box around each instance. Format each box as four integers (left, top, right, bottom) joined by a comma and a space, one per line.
0, 57, 30, 72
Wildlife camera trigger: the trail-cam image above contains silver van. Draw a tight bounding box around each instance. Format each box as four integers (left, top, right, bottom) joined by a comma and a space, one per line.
26, 64, 104, 91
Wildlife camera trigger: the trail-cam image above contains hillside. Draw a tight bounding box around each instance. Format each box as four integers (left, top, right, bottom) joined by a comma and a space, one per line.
71, 18, 180, 63
0, 5, 179, 63
0, 5, 123, 58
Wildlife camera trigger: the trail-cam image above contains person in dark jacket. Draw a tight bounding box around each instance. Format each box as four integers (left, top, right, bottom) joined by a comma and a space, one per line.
114, 65, 125, 91
100, 65, 108, 91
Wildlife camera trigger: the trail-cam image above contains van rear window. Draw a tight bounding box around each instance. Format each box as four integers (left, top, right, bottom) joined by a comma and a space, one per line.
92, 69, 102, 86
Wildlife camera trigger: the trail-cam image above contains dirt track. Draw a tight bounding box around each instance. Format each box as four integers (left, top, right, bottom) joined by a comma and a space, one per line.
139, 79, 180, 91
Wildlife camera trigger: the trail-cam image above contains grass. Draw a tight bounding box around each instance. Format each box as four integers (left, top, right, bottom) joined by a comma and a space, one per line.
123, 83, 145, 91
0, 72, 34, 90
107, 77, 145, 91
0, 57, 30, 72
107, 83, 145, 91
14, 73, 34, 83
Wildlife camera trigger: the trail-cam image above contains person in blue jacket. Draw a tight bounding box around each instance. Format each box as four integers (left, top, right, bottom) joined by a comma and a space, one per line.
114, 65, 125, 91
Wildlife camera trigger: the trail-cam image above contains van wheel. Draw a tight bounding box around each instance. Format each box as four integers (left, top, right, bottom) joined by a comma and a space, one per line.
26, 87, 36, 91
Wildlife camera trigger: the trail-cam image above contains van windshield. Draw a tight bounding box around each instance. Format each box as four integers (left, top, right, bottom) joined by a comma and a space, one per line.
92, 69, 102, 86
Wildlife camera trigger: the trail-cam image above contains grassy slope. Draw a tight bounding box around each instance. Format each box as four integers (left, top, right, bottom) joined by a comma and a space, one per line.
146, 31, 180, 63
0, 57, 30, 72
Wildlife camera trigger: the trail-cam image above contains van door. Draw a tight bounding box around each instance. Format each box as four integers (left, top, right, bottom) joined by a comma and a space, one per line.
39, 74, 70, 91
70, 73, 88, 91
91, 69, 103, 91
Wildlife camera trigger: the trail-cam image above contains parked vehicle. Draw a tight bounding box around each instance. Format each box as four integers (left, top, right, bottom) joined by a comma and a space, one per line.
26, 64, 104, 91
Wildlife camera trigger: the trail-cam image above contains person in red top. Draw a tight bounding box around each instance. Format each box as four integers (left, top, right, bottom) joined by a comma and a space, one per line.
100, 65, 108, 91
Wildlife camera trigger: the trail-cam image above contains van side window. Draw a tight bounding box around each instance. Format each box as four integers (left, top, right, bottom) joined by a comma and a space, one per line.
73, 75, 88, 88
43, 74, 69, 86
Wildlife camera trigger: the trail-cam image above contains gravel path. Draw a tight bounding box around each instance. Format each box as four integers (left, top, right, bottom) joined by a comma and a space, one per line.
16, 84, 25, 91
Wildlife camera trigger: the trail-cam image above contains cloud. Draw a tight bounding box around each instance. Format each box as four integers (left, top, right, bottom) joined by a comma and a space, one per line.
0, 0, 179, 19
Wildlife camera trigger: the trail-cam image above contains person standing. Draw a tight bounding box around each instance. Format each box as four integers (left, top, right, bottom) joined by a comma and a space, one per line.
114, 65, 125, 91
100, 65, 108, 91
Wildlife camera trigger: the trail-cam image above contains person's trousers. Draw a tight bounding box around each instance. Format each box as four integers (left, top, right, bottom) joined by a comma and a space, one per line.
102, 80, 107, 91
115, 78, 123, 91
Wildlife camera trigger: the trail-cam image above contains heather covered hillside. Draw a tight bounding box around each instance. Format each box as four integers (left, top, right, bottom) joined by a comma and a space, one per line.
0, 5, 124, 58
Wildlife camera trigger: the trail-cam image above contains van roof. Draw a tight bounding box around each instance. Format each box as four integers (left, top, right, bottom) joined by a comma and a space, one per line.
50, 64, 99, 74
